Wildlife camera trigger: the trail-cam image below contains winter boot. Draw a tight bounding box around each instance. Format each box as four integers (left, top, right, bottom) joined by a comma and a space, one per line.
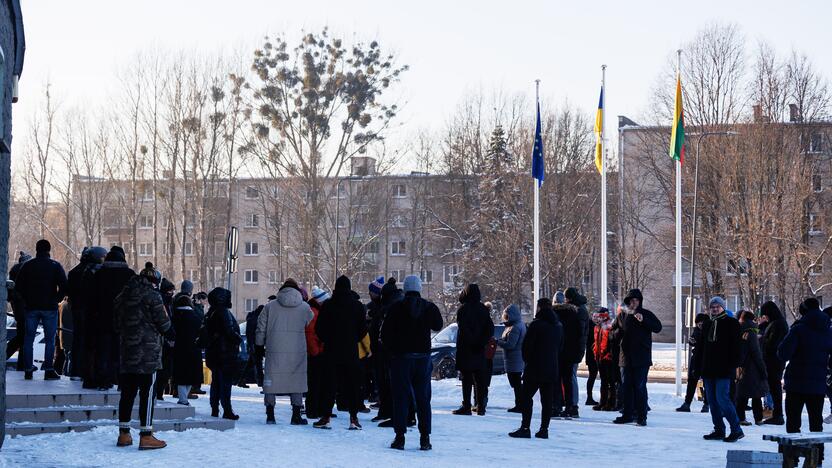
44, 370, 60, 380
452, 405, 472, 416
313, 417, 331, 430
676, 402, 691, 412
378, 419, 394, 428
24, 370, 33, 380
535, 428, 549, 439
390, 434, 405, 450
566, 406, 579, 418
507, 406, 522, 413
723, 431, 744, 443
762, 416, 784, 425
613, 416, 634, 424
222, 411, 240, 421
211, 406, 219, 418
116, 430, 133, 447
266, 405, 276, 425
585, 397, 599, 406
420, 434, 432, 451
291, 406, 308, 425
508, 427, 531, 438
349, 416, 362, 430
138, 433, 167, 450
700, 403, 710, 413
703, 430, 726, 440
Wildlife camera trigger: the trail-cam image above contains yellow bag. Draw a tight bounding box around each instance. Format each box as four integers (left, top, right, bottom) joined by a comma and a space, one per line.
358, 333, 372, 360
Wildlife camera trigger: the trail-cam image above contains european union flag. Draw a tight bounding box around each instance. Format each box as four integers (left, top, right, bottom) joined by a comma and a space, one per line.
531, 103, 545, 186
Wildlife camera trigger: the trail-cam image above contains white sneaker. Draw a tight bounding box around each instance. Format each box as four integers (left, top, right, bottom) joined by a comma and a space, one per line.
824, 414, 832, 424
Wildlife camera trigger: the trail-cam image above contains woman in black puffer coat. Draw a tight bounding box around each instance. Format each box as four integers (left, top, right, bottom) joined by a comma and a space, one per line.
202, 287, 241, 420
452, 284, 494, 416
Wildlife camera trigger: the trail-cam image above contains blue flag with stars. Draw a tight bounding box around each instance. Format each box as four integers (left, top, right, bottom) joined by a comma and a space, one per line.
531, 102, 545, 186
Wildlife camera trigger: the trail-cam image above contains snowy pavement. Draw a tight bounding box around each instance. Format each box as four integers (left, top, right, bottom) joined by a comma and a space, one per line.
1, 376, 828, 468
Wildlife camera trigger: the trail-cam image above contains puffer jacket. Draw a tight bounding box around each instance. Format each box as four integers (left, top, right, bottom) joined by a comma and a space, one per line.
496, 305, 526, 373
257, 287, 314, 394
593, 320, 613, 364
113, 275, 172, 374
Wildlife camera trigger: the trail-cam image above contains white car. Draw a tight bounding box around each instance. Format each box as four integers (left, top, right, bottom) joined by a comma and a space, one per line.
6, 317, 46, 367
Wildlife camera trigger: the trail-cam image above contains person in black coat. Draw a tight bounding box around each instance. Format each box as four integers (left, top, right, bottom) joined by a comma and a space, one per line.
553, 302, 580, 417
778, 298, 832, 434
6, 251, 31, 370
202, 287, 241, 420
759, 301, 788, 425
564, 287, 590, 415
452, 284, 495, 416
85, 246, 135, 390
237, 296, 272, 388
14, 239, 68, 380
313, 275, 368, 430
155, 279, 176, 400
677, 313, 710, 413
509, 298, 563, 440
734, 311, 768, 425
698, 296, 743, 442
172, 295, 203, 406
64, 246, 106, 380
611, 289, 662, 427
381, 275, 443, 451
373, 278, 402, 424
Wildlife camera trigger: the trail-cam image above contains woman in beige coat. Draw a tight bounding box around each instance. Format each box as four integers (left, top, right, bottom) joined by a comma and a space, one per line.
256, 280, 314, 425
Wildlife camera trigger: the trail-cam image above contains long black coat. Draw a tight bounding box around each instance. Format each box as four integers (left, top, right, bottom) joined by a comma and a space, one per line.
569, 293, 590, 363
736, 322, 768, 398
455, 289, 494, 372
315, 277, 367, 365
610, 306, 662, 368
203, 288, 241, 372
554, 304, 582, 364
521, 306, 563, 383
172, 305, 204, 386
89, 261, 136, 334
760, 301, 788, 372
698, 314, 741, 379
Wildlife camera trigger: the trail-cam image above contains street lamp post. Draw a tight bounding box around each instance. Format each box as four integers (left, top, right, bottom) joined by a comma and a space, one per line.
333, 175, 362, 286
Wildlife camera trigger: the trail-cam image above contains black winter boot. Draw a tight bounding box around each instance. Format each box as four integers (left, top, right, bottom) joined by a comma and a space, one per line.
420, 434, 432, 451
291, 406, 308, 425
266, 405, 276, 425
676, 402, 691, 412
390, 434, 405, 450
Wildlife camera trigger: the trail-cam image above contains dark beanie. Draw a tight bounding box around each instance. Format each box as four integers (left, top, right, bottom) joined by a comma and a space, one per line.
36, 239, 51, 253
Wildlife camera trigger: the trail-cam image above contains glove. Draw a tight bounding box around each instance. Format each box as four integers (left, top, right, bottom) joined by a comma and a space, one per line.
255, 345, 265, 359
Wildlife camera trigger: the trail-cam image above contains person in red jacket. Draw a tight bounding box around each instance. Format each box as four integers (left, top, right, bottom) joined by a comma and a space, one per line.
592, 308, 617, 411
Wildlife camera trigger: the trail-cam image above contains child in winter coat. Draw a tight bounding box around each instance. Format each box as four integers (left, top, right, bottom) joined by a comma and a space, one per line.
592, 308, 617, 411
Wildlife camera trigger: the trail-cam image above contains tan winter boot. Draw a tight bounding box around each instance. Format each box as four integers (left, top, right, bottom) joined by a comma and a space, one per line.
116, 431, 133, 447
138, 433, 167, 450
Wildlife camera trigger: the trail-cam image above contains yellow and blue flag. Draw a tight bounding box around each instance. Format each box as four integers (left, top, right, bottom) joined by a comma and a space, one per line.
594, 87, 604, 174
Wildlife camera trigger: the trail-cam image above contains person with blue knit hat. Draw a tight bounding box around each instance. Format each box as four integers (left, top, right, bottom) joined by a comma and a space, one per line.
381, 275, 443, 450
709, 296, 734, 318
311, 286, 330, 303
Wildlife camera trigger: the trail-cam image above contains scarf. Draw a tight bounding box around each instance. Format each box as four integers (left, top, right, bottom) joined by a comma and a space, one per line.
708, 312, 727, 342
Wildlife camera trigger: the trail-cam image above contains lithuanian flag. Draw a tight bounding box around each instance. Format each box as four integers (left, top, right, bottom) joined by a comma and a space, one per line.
594, 87, 604, 174
669, 74, 685, 163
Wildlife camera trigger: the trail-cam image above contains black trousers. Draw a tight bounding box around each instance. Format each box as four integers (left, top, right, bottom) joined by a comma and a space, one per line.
155, 346, 173, 399
306, 355, 325, 419
521, 379, 553, 430
389, 354, 432, 436
766, 363, 785, 419
68, 308, 86, 378
735, 391, 763, 423
323, 360, 361, 418
375, 353, 392, 419
461, 369, 490, 409
785, 391, 824, 433
209, 367, 234, 413
599, 361, 618, 408
683, 372, 707, 406
6, 299, 26, 370
620, 366, 649, 420
119, 372, 156, 434
554, 358, 574, 410
92, 331, 119, 388
586, 352, 598, 401
507, 372, 523, 409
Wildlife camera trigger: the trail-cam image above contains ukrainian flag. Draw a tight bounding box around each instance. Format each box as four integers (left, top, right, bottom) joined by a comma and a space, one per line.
594, 87, 604, 174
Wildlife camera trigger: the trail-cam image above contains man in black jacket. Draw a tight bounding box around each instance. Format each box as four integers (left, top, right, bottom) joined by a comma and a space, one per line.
553, 302, 579, 418
698, 296, 743, 442
759, 301, 788, 425
509, 298, 564, 440
564, 287, 589, 417
14, 239, 68, 380
677, 313, 709, 413
381, 275, 443, 451
314, 275, 368, 430
612, 289, 662, 426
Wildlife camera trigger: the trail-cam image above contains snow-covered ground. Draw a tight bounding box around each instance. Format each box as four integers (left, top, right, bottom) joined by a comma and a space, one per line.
1, 376, 828, 468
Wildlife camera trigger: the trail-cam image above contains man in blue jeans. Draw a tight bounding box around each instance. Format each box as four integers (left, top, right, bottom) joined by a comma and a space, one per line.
13, 239, 68, 380
698, 296, 743, 442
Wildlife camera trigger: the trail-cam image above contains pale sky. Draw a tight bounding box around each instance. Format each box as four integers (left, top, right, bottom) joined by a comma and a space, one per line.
14, 0, 832, 163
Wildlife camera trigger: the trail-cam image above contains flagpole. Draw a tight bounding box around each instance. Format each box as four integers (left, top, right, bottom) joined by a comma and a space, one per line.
533, 79, 541, 309
600, 65, 608, 311
674, 49, 683, 397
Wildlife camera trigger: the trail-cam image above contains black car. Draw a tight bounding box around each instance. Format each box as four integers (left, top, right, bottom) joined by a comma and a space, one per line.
430, 323, 506, 380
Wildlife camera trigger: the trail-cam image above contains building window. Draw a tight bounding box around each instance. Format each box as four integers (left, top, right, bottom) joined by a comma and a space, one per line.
813, 172, 823, 192
139, 214, 153, 229
392, 184, 407, 198
138, 243, 153, 256
390, 269, 405, 281
214, 241, 225, 257
810, 132, 823, 153
390, 240, 406, 256
443, 265, 460, 284
184, 242, 194, 256
185, 213, 197, 228
420, 270, 433, 284
245, 298, 259, 313
810, 262, 824, 276
245, 186, 260, 199
333, 184, 347, 199
188, 269, 199, 282
244, 269, 259, 284
141, 187, 155, 201
366, 241, 379, 254
268, 270, 278, 284
391, 214, 407, 228
809, 213, 822, 235
246, 213, 260, 228
244, 241, 259, 256
727, 258, 748, 276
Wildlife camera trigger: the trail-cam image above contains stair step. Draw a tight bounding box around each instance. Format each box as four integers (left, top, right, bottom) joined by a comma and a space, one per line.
6, 418, 235, 437
6, 403, 196, 424
7, 391, 122, 409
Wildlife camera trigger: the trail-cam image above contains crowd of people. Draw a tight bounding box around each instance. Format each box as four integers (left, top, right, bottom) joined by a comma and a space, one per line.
5, 239, 832, 453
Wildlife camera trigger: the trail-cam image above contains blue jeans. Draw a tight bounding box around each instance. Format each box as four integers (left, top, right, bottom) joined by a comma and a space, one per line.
570, 363, 579, 406
704, 377, 741, 434
620, 366, 649, 419
24, 309, 58, 372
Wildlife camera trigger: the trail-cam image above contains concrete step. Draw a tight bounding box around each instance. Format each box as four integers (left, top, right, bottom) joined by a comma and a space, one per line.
6, 417, 235, 437
7, 391, 122, 409
6, 403, 196, 424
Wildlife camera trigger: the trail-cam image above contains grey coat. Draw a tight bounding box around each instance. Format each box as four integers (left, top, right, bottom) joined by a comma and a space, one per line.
497, 305, 526, 373
256, 287, 314, 394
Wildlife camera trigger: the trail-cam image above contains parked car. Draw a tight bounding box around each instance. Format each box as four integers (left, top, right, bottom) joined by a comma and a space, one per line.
6, 317, 46, 368
430, 323, 506, 380
236, 321, 257, 385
